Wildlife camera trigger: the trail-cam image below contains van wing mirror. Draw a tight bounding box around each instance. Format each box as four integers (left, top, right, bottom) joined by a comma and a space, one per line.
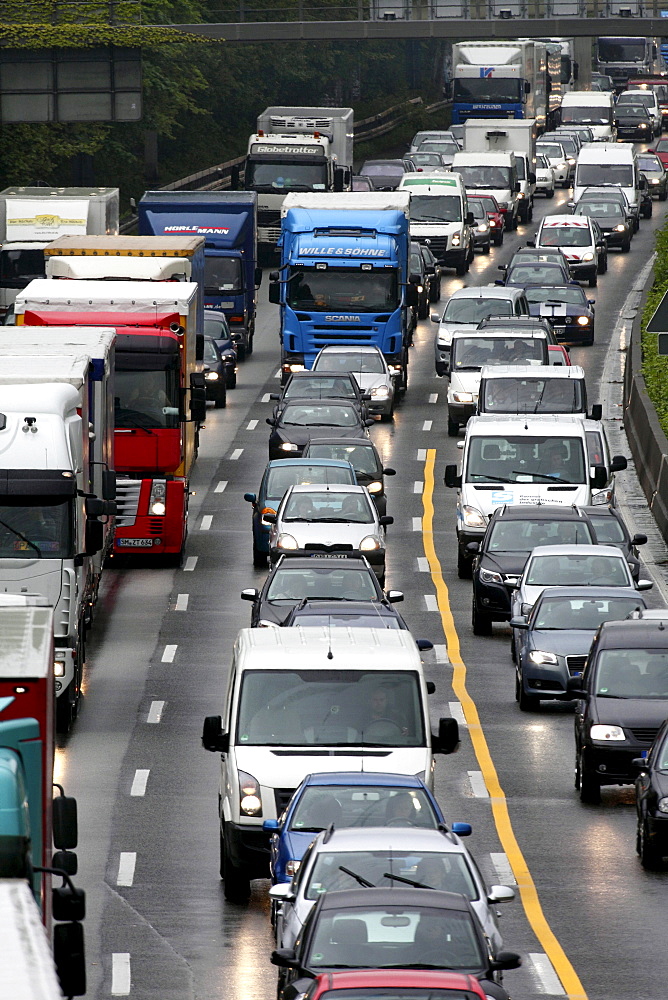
444, 464, 461, 488
589, 403, 602, 421
433, 717, 460, 754
202, 715, 229, 753
610, 454, 628, 473
591, 465, 607, 489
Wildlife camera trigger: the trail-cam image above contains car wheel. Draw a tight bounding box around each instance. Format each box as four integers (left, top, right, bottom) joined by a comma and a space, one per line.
546, 187, 555, 199
457, 547, 472, 579
215, 386, 227, 408
622, 239, 631, 253
660, 188, 667, 202
237, 343, 246, 362
56, 688, 75, 734
418, 297, 429, 320
645, 202, 653, 219
493, 231, 504, 246
455, 258, 468, 276
253, 543, 268, 568
447, 414, 459, 437
598, 254, 607, 275
588, 271, 597, 288
227, 371, 237, 389
482, 240, 491, 255
518, 679, 540, 712
578, 754, 601, 804
639, 818, 664, 870
510, 631, 517, 663
472, 603, 493, 636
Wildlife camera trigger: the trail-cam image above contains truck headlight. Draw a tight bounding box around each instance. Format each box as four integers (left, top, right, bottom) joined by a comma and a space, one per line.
205, 371, 219, 381
239, 771, 262, 816
590, 724, 626, 741
452, 391, 474, 403
479, 568, 503, 585
528, 650, 559, 665
285, 859, 302, 877
367, 481, 383, 494
359, 535, 381, 551
577, 316, 590, 326
277, 533, 299, 550
462, 505, 486, 528
280, 442, 299, 452
149, 480, 166, 516
517, 191, 525, 199
370, 385, 390, 398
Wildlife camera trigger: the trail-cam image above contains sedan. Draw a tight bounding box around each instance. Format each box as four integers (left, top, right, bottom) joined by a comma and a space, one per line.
500, 262, 574, 288
419, 242, 442, 303
469, 200, 491, 254
291, 970, 492, 1000
409, 241, 431, 321
524, 284, 596, 346
270, 371, 369, 413
267, 484, 392, 581
574, 186, 638, 234
267, 399, 373, 460
409, 129, 457, 152
581, 505, 647, 583
359, 159, 407, 191
468, 195, 504, 246
416, 140, 459, 166
351, 175, 374, 192
312, 345, 396, 420
202, 336, 227, 408
634, 718, 668, 869
403, 152, 450, 173
614, 104, 654, 142
302, 437, 395, 518
637, 152, 668, 200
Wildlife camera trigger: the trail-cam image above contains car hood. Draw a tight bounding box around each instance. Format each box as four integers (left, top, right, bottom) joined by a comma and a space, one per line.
591, 696, 668, 730
282, 828, 324, 863
449, 370, 481, 393
437, 322, 480, 344
258, 600, 299, 625
482, 552, 530, 576
527, 628, 595, 656
278, 426, 364, 446
277, 521, 378, 546
347, 373, 389, 393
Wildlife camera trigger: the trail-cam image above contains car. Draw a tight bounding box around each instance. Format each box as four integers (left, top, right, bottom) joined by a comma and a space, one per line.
271, 887, 521, 1000
476, 315, 557, 341
501, 244, 572, 276
468, 199, 491, 254
267, 483, 391, 581
541, 131, 579, 178
409, 129, 457, 152
448, 124, 464, 147
203, 308, 239, 387
469, 505, 597, 636
558, 124, 595, 144
244, 458, 357, 567
279, 597, 419, 633
573, 185, 638, 234
270, 371, 370, 415
536, 140, 570, 187
638, 173, 654, 219
302, 437, 395, 518
523, 284, 596, 346
532, 215, 607, 287
409, 241, 431, 321
535, 153, 556, 198
500, 261, 576, 289
201, 336, 227, 408
431, 286, 530, 376
614, 103, 655, 142
617, 89, 662, 135
649, 136, 668, 169
467, 195, 504, 246
351, 175, 375, 192
634, 718, 668, 869
415, 141, 459, 166
570, 619, 668, 803
591, 72, 615, 92
420, 242, 442, 303
580, 506, 647, 583
267, 399, 374, 460
572, 198, 633, 252
637, 151, 668, 200
403, 152, 451, 173
512, 586, 650, 711
548, 343, 572, 366
241, 555, 402, 627
312, 346, 397, 421
288, 970, 492, 1000
358, 159, 407, 191
270, 826, 514, 955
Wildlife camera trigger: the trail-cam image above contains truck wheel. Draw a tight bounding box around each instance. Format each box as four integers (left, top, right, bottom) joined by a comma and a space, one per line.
447, 414, 459, 437
237, 343, 246, 362
246, 331, 254, 356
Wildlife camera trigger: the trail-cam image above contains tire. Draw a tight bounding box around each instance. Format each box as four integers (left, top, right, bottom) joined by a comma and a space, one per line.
237, 343, 246, 362
418, 298, 429, 320
493, 232, 504, 246
588, 271, 597, 288
214, 386, 227, 408
221, 831, 251, 902
638, 818, 664, 870
546, 188, 555, 199
447, 414, 459, 437
227, 371, 237, 389
457, 547, 472, 579
622, 239, 631, 253
455, 258, 468, 276
518, 676, 540, 712
380, 398, 395, 423
645, 203, 653, 219
660, 188, 667, 202
482, 241, 490, 255
510, 631, 517, 664
597, 255, 607, 275
472, 603, 493, 636
577, 753, 601, 804
252, 543, 268, 568
56, 689, 75, 734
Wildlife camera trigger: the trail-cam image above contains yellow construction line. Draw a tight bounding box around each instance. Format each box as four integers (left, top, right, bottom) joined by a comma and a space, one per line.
422, 448, 587, 1000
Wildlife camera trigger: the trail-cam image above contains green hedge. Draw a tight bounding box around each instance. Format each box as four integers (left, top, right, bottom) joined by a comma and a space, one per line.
641, 222, 668, 436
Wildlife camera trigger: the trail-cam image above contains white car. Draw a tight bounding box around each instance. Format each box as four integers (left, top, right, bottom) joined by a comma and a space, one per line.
269, 826, 515, 954
431, 286, 530, 377
532, 214, 606, 287
312, 345, 396, 420
535, 154, 555, 198
536, 141, 570, 188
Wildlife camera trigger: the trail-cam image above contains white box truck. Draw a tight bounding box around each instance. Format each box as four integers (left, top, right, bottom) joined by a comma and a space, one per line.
451, 41, 548, 131
463, 119, 537, 222
452, 150, 521, 230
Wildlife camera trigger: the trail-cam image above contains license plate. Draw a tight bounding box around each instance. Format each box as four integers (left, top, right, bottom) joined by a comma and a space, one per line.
116, 538, 156, 548
309, 552, 349, 558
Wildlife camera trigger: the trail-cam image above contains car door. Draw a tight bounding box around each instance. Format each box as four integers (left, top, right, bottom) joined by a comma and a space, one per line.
277, 839, 318, 950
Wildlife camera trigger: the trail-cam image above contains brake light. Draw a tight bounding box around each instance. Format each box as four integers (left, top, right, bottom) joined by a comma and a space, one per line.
229, 315, 244, 323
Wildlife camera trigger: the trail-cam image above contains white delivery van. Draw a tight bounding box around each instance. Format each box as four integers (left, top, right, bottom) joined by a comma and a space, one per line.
201, 627, 459, 900
573, 143, 640, 219
444, 413, 610, 576
560, 91, 616, 141
399, 173, 474, 276
451, 151, 520, 230
477, 364, 592, 417
462, 119, 537, 223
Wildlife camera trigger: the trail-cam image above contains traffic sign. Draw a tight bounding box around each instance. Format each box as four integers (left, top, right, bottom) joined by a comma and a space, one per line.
659, 333, 668, 356
646, 288, 668, 333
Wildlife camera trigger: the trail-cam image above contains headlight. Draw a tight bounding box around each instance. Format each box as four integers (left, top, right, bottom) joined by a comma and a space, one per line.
261, 507, 276, 525
239, 770, 262, 816
477, 224, 489, 233
286, 859, 301, 877
568, 157, 576, 165
614, 223, 626, 232
367, 481, 383, 494
54, 656, 66, 677
462, 505, 486, 528
590, 724, 626, 741
651, 177, 660, 184
557, 162, 567, 170
221, 350, 236, 359
417, 285, 424, 293
370, 385, 390, 398
479, 568, 503, 585
149, 480, 166, 516
517, 191, 526, 199
280, 442, 299, 452
277, 533, 299, 550
529, 650, 559, 665
205, 371, 219, 381
289, 364, 305, 373
639, 123, 648, 129
452, 391, 474, 403
452, 233, 461, 246
657, 797, 668, 814
582, 252, 595, 262
359, 535, 381, 551
489, 219, 497, 227
577, 316, 590, 326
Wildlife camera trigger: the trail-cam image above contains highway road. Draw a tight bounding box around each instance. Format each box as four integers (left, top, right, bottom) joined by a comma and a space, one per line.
55, 180, 668, 1000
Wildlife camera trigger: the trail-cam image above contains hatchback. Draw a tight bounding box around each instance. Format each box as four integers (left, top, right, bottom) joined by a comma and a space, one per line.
312, 345, 396, 421
532, 214, 606, 286
467, 195, 504, 245
267, 399, 373, 460
535, 154, 556, 198
637, 151, 668, 200
634, 718, 668, 869
302, 437, 395, 518
572, 198, 632, 252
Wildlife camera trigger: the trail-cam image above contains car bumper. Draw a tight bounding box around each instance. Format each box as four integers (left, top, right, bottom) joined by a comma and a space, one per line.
549, 322, 594, 344
225, 821, 270, 878
448, 400, 477, 423
599, 229, 629, 248
367, 395, 394, 416
473, 232, 491, 248
645, 811, 668, 842
583, 743, 646, 785
567, 261, 597, 277
521, 660, 570, 698
473, 578, 515, 619
270, 547, 386, 576
616, 128, 650, 141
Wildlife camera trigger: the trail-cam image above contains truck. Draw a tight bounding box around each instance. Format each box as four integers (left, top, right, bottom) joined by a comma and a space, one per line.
268, 191, 415, 390
540, 37, 577, 117
596, 37, 664, 91
451, 149, 521, 230
0, 186, 119, 318
136, 194, 260, 358
0, 600, 85, 997
463, 119, 537, 223
451, 41, 548, 130
16, 279, 206, 565
244, 107, 354, 256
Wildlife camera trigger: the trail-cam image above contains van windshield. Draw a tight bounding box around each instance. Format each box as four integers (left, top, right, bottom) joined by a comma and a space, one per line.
409, 195, 462, 223
236, 669, 426, 747
481, 377, 584, 413
561, 106, 612, 125
451, 337, 545, 370
576, 164, 634, 187
466, 434, 586, 484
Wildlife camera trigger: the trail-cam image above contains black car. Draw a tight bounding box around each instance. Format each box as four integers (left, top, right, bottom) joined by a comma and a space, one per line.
575, 187, 638, 234
524, 284, 596, 346
615, 104, 654, 142
272, 887, 521, 1000
469, 505, 596, 635
359, 159, 407, 191
409, 241, 430, 321
638, 173, 654, 219
203, 308, 238, 387
572, 200, 632, 252
499, 261, 573, 289
500, 245, 572, 276
351, 174, 374, 192
267, 399, 373, 460
281, 597, 429, 641
634, 717, 668, 869
202, 336, 227, 408
302, 437, 396, 518
420, 243, 442, 302
241, 555, 402, 627
469, 199, 492, 254
270, 371, 370, 415
570, 619, 668, 803
581, 506, 647, 583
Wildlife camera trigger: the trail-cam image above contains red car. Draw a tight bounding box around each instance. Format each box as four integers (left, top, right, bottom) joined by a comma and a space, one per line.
299, 969, 490, 1000
548, 344, 572, 366
648, 138, 668, 169
468, 195, 504, 247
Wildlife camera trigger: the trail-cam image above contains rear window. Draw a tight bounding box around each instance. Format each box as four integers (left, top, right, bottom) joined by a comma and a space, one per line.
265, 464, 354, 499
488, 518, 593, 552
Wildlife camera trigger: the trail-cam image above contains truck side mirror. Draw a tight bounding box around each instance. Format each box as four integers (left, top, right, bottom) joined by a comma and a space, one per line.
268, 281, 281, 305
84, 518, 104, 556
513, 181, 520, 193
444, 464, 461, 488
129, 196, 137, 216
230, 164, 240, 190
53, 792, 78, 850
195, 333, 204, 362
524, 81, 531, 94
102, 469, 116, 501
54, 923, 86, 998
529, 171, 536, 184
190, 388, 207, 423
466, 211, 475, 225
255, 267, 263, 287
406, 285, 418, 308
334, 166, 346, 192
52, 884, 86, 923
52, 850, 78, 876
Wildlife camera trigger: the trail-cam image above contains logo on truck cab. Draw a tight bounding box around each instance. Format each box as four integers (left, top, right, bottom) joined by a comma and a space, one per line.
325, 315, 360, 321
164, 225, 230, 235
480, 67, 495, 77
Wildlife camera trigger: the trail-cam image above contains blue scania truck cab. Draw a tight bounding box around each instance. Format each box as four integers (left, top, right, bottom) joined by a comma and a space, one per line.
268, 192, 415, 389
138, 190, 261, 359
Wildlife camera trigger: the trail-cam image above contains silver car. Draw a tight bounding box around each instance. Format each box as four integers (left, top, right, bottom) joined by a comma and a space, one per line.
267, 483, 392, 581
312, 345, 396, 420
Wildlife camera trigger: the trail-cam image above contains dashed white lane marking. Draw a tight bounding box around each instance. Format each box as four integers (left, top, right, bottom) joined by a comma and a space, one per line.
433, 644, 449, 664
161, 644, 177, 663
175, 593, 189, 611
230, 448, 244, 460
116, 853, 136, 887
417, 557, 429, 572
529, 953, 566, 995
183, 556, 198, 572
111, 953, 131, 995
417, 449, 427, 461
261, 393, 271, 403
274, 369, 281, 379
246, 419, 258, 430
468, 770, 489, 798
200, 515, 213, 531
413, 481, 424, 494
449, 701, 467, 727
214, 480, 228, 493
422, 420, 433, 431
424, 594, 438, 612
490, 852, 517, 886
130, 769, 150, 797
412, 517, 422, 531
429, 393, 438, 404
147, 700, 165, 724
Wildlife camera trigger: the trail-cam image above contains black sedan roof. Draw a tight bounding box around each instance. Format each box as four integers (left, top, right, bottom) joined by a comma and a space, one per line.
597, 619, 668, 648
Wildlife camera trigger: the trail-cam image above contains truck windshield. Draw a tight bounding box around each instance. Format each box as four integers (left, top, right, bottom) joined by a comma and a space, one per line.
0, 248, 46, 287
409, 194, 462, 223
452, 336, 544, 369
482, 377, 584, 413
453, 78, 522, 103
115, 368, 180, 429
236, 669, 425, 747
287, 268, 399, 312
204, 256, 242, 294
576, 164, 634, 187
562, 106, 612, 125
0, 497, 73, 559
466, 434, 586, 484
597, 38, 646, 62
453, 165, 512, 190
246, 160, 328, 192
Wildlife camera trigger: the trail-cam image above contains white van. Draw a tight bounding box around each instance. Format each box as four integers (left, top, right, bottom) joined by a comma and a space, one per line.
451, 151, 521, 230
477, 364, 591, 416
573, 143, 640, 220
399, 173, 474, 276
201, 627, 459, 900
560, 91, 616, 141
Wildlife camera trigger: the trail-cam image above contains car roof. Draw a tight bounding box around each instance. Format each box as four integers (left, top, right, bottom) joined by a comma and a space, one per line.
317, 345, 383, 355
323, 971, 481, 991
303, 771, 426, 788
317, 887, 471, 911
534, 586, 645, 601
528, 544, 622, 558
490, 504, 590, 522
271, 555, 373, 569
479, 364, 584, 379
579, 505, 623, 518
452, 330, 547, 343
292, 600, 396, 617
266, 458, 355, 470
539, 214, 592, 227
288, 483, 366, 495
280, 397, 359, 408
305, 436, 379, 450
596, 619, 668, 646
310, 827, 458, 853
288, 370, 357, 380
447, 285, 525, 300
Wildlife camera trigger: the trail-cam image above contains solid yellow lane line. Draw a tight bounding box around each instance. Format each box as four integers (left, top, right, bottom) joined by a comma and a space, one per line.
422, 448, 587, 1000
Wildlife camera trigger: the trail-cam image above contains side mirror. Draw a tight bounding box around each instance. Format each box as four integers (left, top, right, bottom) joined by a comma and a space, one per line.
263, 512, 277, 524
513, 181, 521, 194
243, 493, 256, 504
525, 238, 536, 247
269, 392, 280, 400
433, 717, 459, 754
451, 821, 472, 837
632, 756, 649, 771
129, 196, 137, 215
529, 171, 537, 184
498, 264, 507, 272
266, 417, 276, 426
361, 393, 372, 401
365, 418, 376, 427
591, 465, 607, 489
255, 267, 263, 287
509, 616, 529, 630
465, 541, 479, 554
566, 675, 585, 697
567, 201, 575, 208
202, 715, 229, 753
263, 818, 280, 831
52, 884, 86, 923
491, 950, 522, 972
610, 454, 628, 473
102, 468, 116, 500
444, 464, 461, 488
190, 388, 207, 423
271, 949, 299, 970
524, 80, 531, 94
425, 679, 436, 692
383, 467, 396, 476
84, 518, 104, 556
268, 281, 281, 305
488, 885, 516, 904
409, 273, 421, 285
494, 279, 505, 287
637, 579, 654, 591
386, 590, 404, 603
589, 403, 602, 421
379, 515, 393, 526
334, 166, 345, 192
431, 313, 441, 324
466, 211, 475, 226
195, 333, 204, 362
241, 588, 259, 602
268, 883, 295, 901
53, 923, 86, 999
53, 793, 78, 850
269, 271, 280, 282
52, 849, 78, 876
632, 533, 648, 546
418, 640, 434, 652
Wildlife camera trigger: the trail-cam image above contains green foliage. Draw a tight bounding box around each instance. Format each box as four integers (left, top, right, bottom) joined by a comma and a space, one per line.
641, 221, 668, 435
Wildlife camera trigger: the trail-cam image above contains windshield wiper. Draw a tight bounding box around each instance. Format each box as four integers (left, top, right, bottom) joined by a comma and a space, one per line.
383, 872, 435, 890
511, 470, 574, 483
470, 474, 516, 484
0, 518, 42, 558
338, 865, 374, 888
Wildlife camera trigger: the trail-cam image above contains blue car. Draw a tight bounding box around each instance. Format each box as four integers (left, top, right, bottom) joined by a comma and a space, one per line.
244, 458, 356, 568
263, 771, 471, 885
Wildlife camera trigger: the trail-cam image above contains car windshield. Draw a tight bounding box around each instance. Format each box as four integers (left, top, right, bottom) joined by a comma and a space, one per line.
466, 434, 586, 484
533, 596, 643, 630
488, 519, 592, 552
279, 404, 359, 428
293, 612, 402, 630
236, 669, 425, 747
482, 376, 584, 414
526, 554, 629, 587
306, 443, 379, 476
454, 165, 512, 189
362, 163, 404, 177
409, 195, 462, 223
469, 202, 486, 221
290, 785, 438, 832
203, 338, 220, 363
539, 225, 591, 248
0, 497, 74, 558
203, 313, 231, 339
115, 366, 180, 429
451, 337, 544, 369
287, 269, 399, 313
265, 464, 354, 500
304, 850, 477, 901
409, 153, 443, 166
266, 566, 379, 602
204, 256, 242, 294
619, 93, 653, 108
284, 376, 358, 400
594, 649, 668, 698
617, 106, 650, 119
525, 286, 587, 306
507, 265, 567, 284
537, 144, 566, 158
442, 297, 513, 323
283, 490, 373, 524
587, 514, 625, 544
576, 164, 634, 187
470, 196, 498, 212
314, 351, 385, 375
419, 143, 458, 156
306, 906, 485, 971
656, 139, 668, 152
575, 202, 625, 221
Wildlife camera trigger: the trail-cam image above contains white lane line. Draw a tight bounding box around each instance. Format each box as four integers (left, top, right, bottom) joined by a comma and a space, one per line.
417, 557, 429, 572
246, 419, 258, 430
490, 852, 517, 886
274, 369, 281, 379
130, 769, 150, 797
422, 419, 433, 431
468, 770, 489, 798
261, 393, 271, 403
413, 481, 424, 494
116, 853, 136, 887
175, 593, 189, 611
449, 701, 467, 727
429, 393, 438, 404
183, 556, 198, 572
111, 953, 131, 995
433, 644, 449, 664
230, 448, 244, 460
529, 953, 566, 995
147, 700, 165, 724
417, 449, 427, 461
214, 480, 228, 493
412, 516, 422, 532
424, 594, 438, 612
200, 515, 213, 531
162, 644, 177, 663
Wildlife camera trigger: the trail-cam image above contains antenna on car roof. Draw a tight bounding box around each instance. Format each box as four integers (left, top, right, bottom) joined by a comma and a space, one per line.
326, 620, 334, 659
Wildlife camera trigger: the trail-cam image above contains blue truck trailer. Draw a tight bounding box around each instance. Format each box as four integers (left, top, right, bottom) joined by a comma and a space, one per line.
138, 191, 261, 359
268, 192, 416, 389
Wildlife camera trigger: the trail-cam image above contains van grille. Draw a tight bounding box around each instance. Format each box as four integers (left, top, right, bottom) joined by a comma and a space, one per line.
274, 788, 296, 817
414, 236, 450, 258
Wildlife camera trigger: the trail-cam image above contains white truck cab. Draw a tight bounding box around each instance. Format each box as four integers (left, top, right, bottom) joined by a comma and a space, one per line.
399, 173, 474, 276
452, 150, 521, 230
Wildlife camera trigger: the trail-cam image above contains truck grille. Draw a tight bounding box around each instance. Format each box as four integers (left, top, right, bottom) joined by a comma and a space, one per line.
115, 479, 142, 527
269, 116, 333, 130
414, 236, 449, 258
258, 210, 281, 245
566, 655, 587, 675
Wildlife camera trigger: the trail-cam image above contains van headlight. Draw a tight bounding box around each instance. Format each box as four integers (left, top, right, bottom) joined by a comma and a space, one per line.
367, 481, 383, 494
452, 391, 474, 403
239, 771, 263, 816
359, 535, 381, 551
452, 233, 461, 246
651, 177, 660, 185
149, 480, 166, 516
462, 505, 486, 528
54, 654, 66, 677
277, 533, 299, 550
582, 252, 595, 262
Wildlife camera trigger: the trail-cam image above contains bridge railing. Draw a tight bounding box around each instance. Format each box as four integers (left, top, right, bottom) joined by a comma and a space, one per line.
200, 0, 662, 19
